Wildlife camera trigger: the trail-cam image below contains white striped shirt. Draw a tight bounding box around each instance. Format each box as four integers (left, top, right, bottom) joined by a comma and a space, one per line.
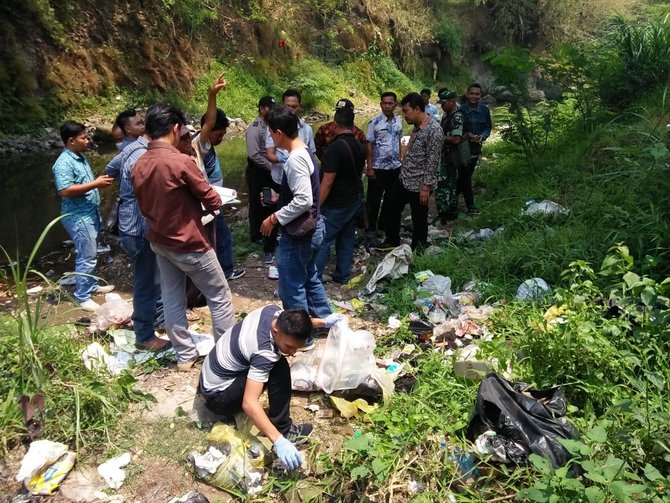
200, 305, 282, 392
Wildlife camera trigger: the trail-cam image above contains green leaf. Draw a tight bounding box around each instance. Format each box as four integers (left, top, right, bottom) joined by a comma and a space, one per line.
610, 480, 634, 503
623, 271, 641, 288
586, 423, 608, 444
350, 465, 370, 480
585, 486, 606, 503
559, 438, 589, 456
371, 457, 388, 478
346, 433, 371, 452
529, 453, 553, 475
603, 455, 626, 481
643, 463, 664, 482
641, 286, 657, 306
645, 371, 665, 390
525, 487, 550, 502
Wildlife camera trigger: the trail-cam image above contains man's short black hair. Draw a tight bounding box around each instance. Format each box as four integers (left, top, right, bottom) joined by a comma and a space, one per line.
266, 105, 299, 139
467, 83, 483, 93
277, 309, 312, 340
114, 109, 137, 136
401, 92, 425, 112
282, 88, 302, 104
60, 121, 86, 144
200, 108, 230, 131
145, 103, 186, 140
334, 109, 354, 129
381, 91, 397, 101
420, 88, 431, 96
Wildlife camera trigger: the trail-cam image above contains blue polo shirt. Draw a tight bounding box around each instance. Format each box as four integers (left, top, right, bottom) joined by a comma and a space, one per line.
52, 149, 100, 223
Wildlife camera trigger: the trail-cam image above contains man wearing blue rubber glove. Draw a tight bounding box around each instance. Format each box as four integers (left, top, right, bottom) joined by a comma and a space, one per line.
199, 305, 345, 469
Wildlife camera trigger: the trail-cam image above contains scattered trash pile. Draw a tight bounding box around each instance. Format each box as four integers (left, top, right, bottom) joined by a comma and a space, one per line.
187, 423, 270, 495
290, 319, 396, 417
14, 440, 132, 500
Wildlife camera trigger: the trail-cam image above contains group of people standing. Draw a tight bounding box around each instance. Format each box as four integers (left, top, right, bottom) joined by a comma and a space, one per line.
50, 78, 491, 470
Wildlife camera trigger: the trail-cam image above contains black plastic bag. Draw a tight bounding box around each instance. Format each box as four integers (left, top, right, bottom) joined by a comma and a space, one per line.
466, 372, 578, 468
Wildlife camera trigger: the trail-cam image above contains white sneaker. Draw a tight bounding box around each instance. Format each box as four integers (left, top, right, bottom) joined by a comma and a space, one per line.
95, 284, 115, 294
268, 266, 279, 280
78, 299, 100, 312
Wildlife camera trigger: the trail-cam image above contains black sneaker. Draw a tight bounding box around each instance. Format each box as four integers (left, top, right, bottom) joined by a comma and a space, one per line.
285, 423, 313, 446
262, 252, 275, 264
226, 269, 246, 280
466, 207, 480, 216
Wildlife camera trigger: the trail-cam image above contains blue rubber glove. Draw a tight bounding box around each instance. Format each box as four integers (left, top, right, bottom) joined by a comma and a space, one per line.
273, 435, 303, 470
324, 313, 346, 328
277, 151, 289, 163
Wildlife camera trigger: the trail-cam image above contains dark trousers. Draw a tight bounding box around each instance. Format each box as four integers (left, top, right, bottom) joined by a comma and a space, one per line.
384, 180, 430, 250
366, 168, 400, 233
200, 355, 293, 435
246, 164, 273, 240
214, 213, 234, 277
457, 156, 479, 210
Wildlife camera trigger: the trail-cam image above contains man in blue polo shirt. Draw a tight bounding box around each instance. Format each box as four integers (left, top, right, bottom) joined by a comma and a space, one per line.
52, 121, 115, 311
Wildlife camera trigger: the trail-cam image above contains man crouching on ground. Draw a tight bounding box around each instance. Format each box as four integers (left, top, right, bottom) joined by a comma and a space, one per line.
199, 305, 344, 469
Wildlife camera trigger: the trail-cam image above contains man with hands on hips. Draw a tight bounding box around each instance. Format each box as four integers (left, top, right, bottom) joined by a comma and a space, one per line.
199, 305, 345, 469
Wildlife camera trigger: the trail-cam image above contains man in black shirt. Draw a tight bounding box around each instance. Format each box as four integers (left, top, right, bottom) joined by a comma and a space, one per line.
313, 99, 365, 284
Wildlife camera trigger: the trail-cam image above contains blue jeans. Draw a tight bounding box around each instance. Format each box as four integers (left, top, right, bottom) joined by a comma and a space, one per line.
314, 201, 361, 284
119, 234, 164, 343
276, 217, 331, 318
215, 213, 234, 277
62, 217, 99, 303
152, 244, 235, 363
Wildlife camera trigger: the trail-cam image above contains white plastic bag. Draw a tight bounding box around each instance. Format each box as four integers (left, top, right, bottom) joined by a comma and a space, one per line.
96, 294, 133, 331
317, 319, 376, 394
290, 344, 325, 392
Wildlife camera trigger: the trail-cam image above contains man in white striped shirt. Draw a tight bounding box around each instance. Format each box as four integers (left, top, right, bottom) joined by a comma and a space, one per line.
199, 305, 343, 469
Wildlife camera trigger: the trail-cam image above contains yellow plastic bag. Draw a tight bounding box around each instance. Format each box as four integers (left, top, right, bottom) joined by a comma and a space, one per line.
330, 396, 378, 419
189, 423, 270, 494
16, 440, 76, 495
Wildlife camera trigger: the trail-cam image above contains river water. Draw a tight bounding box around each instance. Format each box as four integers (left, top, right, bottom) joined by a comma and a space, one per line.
0, 138, 249, 261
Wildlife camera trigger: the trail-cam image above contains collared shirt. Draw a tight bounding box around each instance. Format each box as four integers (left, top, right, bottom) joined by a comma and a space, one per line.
194, 134, 224, 186
118, 136, 149, 237
461, 102, 492, 156
366, 113, 403, 171
246, 116, 274, 172
132, 141, 221, 253
52, 149, 100, 223
265, 117, 316, 154
314, 121, 366, 160
105, 137, 138, 178
400, 117, 443, 191
425, 103, 439, 121
200, 305, 282, 392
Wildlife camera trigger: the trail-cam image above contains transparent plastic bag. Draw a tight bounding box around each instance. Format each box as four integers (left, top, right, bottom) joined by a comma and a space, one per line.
317, 319, 376, 394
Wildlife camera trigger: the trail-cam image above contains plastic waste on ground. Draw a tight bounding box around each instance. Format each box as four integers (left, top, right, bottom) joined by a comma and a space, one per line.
168, 491, 211, 503
523, 199, 570, 221
95, 293, 133, 331
330, 396, 377, 418
516, 278, 550, 301
474, 430, 529, 464
364, 244, 413, 294
387, 315, 402, 330
59, 465, 107, 502
466, 373, 578, 468
290, 344, 325, 392
316, 319, 376, 394
187, 423, 270, 494
15, 440, 76, 495
97, 452, 131, 489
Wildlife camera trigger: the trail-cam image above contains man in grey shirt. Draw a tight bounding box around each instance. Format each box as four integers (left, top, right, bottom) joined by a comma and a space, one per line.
246, 95, 277, 262
381, 92, 443, 251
